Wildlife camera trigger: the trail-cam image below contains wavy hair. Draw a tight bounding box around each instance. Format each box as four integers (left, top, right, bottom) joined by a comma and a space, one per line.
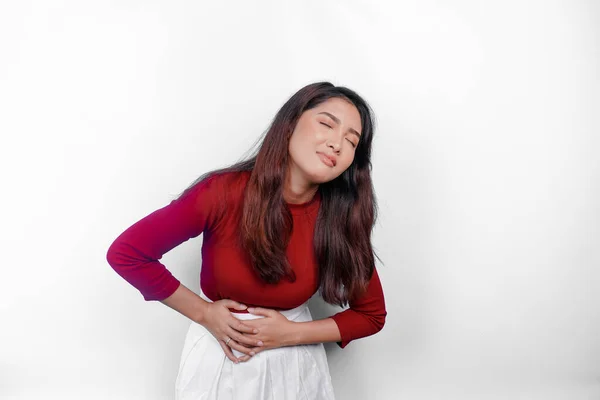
177, 81, 380, 306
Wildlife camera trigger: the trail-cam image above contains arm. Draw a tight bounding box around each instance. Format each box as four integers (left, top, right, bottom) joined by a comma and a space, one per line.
287, 317, 342, 346
106, 175, 263, 363
291, 267, 386, 348
244, 267, 386, 350
160, 281, 209, 323
240, 308, 342, 351
328, 266, 387, 348
105, 175, 222, 301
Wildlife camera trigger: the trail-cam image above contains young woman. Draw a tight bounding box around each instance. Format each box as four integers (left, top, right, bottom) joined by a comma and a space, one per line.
106, 81, 387, 399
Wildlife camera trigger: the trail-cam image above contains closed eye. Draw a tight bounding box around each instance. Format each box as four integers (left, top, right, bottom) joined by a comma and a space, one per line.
320, 121, 357, 148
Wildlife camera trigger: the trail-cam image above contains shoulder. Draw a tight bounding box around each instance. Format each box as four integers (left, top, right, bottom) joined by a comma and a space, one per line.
175, 170, 250, 231
186, 169, 250, 210
202, 169, 251, 195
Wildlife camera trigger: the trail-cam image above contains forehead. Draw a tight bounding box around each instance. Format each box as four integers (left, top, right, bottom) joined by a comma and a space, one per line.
312, 97, 359, 116
309, 97, 361, 127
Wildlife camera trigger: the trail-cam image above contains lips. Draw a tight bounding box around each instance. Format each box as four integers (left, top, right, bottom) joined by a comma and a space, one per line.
317, 152, 336, 167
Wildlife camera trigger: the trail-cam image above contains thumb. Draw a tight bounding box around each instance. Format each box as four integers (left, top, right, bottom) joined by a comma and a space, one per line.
222, 300, 247, 310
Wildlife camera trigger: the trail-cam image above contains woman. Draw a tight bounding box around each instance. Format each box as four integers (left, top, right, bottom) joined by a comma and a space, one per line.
106, 81, 387, 399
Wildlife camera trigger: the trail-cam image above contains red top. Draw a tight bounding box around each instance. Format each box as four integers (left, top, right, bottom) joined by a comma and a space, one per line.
106, 170, 386, 348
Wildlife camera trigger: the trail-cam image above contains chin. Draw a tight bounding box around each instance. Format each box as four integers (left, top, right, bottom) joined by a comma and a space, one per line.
307, 169, 340, 184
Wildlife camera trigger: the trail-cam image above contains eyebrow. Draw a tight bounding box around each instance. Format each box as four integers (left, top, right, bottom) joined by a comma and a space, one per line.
317, 112, 362, 138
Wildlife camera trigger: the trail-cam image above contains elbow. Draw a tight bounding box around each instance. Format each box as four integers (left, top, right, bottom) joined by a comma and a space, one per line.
105, 239, 136, 274
105, 239, 122, 270
372, 309, 387, 334
376, 315, 386, 333
106, 242, 115, 266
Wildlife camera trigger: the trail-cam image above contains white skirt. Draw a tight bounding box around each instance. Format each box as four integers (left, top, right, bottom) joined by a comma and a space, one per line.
175, 289, 336, 400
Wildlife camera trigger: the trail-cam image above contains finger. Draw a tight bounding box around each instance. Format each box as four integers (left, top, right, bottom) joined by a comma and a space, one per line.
227, 327, 264, 347
227, 338, 256, 356
222, 299, 247, 311
218, 339, 240, 363
245, 346, 265, 355
229, 317, 259, 334
247, 307, 275, 317
238, 354, 252, 362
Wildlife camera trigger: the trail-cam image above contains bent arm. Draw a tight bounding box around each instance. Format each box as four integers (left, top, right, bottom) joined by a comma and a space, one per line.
287, 318, 342, 346
105, 175, 221, 301
329, 267, 387, 348
283, 267, 386, 348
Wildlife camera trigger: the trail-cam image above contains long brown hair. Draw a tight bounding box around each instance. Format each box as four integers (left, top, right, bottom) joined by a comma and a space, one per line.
177, 81, 380, 307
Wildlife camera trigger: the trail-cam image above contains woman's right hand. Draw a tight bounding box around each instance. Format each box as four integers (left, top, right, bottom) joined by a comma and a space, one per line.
198, 299, 264, 363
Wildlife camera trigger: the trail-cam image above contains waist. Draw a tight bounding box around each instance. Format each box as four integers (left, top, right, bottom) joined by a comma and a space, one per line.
199, 287, 309, 321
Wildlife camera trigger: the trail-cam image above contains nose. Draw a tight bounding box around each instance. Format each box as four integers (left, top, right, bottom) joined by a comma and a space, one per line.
327, 139, 341, 153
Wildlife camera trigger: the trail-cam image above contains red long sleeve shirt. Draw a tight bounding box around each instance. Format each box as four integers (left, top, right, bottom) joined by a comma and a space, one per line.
106, 170, 386, 348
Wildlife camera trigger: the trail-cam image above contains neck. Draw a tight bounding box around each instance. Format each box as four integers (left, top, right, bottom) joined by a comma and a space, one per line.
283, 166, 318, 204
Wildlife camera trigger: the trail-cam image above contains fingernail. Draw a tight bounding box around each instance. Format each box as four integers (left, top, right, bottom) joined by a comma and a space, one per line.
248, 307, 254, 313
257, 341, 263, 346
240, 304, 247, 309
250, 351, 255, 356
253, 329, 258, 333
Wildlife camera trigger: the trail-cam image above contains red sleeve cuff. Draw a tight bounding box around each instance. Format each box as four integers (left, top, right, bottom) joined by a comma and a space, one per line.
142, 278, 181, 302
330, 311, 358, 349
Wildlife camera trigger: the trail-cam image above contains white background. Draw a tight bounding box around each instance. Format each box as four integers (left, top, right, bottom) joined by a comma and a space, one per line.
1, 1, 599, 399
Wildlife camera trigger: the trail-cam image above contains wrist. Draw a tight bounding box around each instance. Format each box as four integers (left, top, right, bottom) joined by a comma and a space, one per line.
193, 299, 210, 325
284, 321, 303, 346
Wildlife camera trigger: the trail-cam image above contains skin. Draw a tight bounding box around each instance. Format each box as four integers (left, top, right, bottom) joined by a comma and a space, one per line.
284, 96, 362, 204
163, 97, 363, 364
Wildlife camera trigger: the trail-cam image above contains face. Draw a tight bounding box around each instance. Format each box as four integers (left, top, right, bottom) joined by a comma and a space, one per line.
287, 97, 362, 188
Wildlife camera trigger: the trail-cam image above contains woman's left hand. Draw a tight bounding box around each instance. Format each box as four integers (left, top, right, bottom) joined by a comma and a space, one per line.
240, 307, 297, 355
